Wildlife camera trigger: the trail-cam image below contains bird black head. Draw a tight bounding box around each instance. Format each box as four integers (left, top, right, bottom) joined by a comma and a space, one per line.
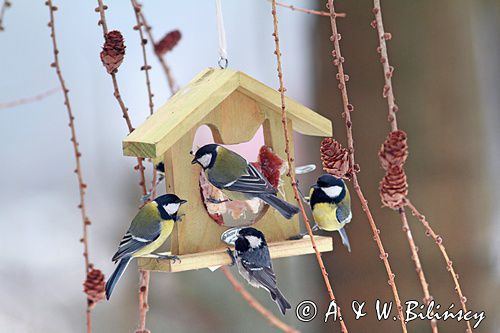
155, 161, 165, 173
235, 227, 267, 252
317, 174, 344, 187
154, 194, 187, 220
314, 174, 346, 203
191, 144, 219, 169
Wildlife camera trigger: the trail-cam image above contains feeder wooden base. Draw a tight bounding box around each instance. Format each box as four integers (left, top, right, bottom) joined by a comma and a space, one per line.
137, 235, 333, 273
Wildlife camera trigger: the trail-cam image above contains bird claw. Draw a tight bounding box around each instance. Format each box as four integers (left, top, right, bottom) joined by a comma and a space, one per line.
154, 254, 181, 264
288, 224, 320, 240
288, 233, 306, 240
140, 192, 152, 204
207, 197, 230, 204
226, 247, 236, 266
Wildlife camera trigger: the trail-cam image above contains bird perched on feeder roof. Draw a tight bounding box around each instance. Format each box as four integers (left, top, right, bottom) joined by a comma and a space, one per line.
191, 144, 300, 219
105, 194, 187, 300
227, 227, 291, 315
309, 174, 352, 252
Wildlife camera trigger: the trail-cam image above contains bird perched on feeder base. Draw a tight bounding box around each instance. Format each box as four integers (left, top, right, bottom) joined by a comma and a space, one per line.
227, 227, 291, 315
105, 194, 187, 300
308, 174, 352, 252
191, 144, 300, 219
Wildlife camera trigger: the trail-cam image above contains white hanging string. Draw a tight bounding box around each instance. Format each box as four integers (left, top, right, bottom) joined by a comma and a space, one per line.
215, 0, 228, 68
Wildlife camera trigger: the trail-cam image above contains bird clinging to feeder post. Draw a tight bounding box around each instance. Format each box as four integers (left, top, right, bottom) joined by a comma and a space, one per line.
122, 68, 334, 273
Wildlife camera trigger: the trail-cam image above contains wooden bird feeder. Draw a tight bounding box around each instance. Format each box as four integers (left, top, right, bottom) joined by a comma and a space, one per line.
123, 68, 333, 272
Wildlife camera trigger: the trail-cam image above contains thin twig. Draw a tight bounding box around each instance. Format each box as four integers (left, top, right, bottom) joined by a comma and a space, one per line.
406, 200, 472, 333
0, 0, 11, 31
130, 0, 158, 200
272, 0, 345, 18
94, 2, 151, 331
372, 2, 438, 332
95, 0, 148, 198
372, 0, 398, 131
45, 1, 93, 332
136, 270, 150, 333
326, 1, 407, 331
221, 267, 299, 333
0, 86, 60, 110
399, 208, 438, 332
271, 1, 349, 332
130, 0, 154, 116
137, 10, 179, 95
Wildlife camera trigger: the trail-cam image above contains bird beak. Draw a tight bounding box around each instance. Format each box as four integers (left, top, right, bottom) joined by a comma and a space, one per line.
179, 199, 187, 205
191, 158, 197, 165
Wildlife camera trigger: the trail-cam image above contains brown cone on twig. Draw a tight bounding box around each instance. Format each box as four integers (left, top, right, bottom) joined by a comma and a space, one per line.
154, 30, 181, 56
100, 31, 126, 74
380, 165, 408, 209
84, 267, 105, 309
320, 138, 352, 180
379, 130, 408, 170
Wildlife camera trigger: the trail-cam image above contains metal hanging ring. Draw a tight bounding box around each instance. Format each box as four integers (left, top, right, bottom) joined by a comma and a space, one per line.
218, 57, 228, 69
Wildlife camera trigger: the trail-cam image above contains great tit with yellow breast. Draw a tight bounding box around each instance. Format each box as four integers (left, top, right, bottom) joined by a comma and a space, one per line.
105, 194, 187, 300
309, 174, 352, 252
191, 144, 300, 219
227, 227, 291, 315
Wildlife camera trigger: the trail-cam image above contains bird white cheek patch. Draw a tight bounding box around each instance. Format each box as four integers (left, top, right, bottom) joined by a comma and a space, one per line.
322, 185, 343, 198
198, 153, 212, 168
245, 235, 262, 248
164, 203, 180, 215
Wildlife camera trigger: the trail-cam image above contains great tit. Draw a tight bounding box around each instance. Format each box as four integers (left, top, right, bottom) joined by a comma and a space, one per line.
105, 194, 187, 300
191, 144, 299, 219
309, 174, 352, 252
227, 227, 291, 315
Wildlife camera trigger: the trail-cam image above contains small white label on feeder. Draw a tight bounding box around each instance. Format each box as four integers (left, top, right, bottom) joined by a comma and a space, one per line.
208, 265, 222, 272
221, 227, 242, 245
295, 164, 317, 175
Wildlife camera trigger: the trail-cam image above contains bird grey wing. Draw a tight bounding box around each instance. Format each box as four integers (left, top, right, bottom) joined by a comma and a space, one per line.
111, 228, 160, 262
242, 258, 278, 292
224, 163, 276, 194
336, 203, 352, 225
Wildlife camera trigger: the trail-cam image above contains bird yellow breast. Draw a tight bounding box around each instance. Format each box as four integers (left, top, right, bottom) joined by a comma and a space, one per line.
132, 220, 174, 257
313, 203, 344, 232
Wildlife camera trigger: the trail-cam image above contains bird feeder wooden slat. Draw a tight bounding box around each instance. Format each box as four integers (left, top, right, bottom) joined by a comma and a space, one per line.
122, 68, 334, 273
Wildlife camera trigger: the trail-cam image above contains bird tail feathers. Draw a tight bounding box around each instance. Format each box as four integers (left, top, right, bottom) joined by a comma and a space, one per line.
258, 194, 300, 219
338, 228, 351, 253
270, 288, 292, 315
105, 256, 132, 300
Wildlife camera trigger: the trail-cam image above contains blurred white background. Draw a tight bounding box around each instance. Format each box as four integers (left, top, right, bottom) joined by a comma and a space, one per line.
1, 0, 499, 332
0, 1, 321, 332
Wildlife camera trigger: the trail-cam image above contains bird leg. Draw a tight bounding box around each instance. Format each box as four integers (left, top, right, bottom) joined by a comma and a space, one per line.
288, 224, 320, 240
152, 253, 181, 263
226, 247, 236, 266
174, 214, 185, 222
207, 197, 230, 204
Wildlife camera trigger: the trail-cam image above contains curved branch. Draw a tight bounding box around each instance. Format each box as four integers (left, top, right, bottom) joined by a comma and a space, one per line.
326, 0, 407, 331
271, 1, 349, 332
46, 1, 95, 331
221, 267, 299, 333
406, 200, 472, 333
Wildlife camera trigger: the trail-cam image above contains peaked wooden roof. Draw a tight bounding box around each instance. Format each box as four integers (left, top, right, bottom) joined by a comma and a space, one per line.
123, 68, 332, 158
